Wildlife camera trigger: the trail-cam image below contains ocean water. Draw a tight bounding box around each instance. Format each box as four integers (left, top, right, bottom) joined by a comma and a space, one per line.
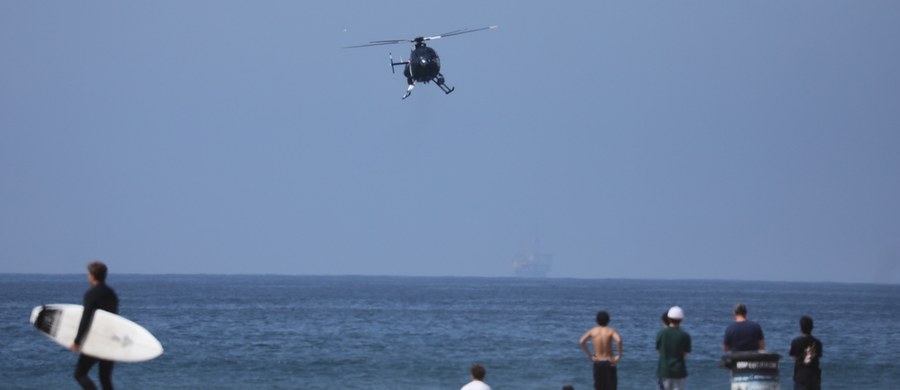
1, 275, 898, 389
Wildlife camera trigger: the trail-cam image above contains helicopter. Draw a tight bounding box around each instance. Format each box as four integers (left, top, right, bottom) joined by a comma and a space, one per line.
344, 25, 497, 99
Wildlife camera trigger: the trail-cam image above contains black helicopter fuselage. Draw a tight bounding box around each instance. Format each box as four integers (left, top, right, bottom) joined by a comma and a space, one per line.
387, 40, 454, 99
404, 44, 441, 83
346, 25, 497, 99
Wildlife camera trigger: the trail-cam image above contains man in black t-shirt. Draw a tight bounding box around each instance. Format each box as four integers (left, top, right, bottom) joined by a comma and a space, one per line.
789, 316, 822, 390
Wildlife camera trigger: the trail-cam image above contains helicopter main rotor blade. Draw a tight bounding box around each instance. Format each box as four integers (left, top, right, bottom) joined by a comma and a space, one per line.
422, 25, 498, 41
343, 25, 498, 49
343, 39, 409, 49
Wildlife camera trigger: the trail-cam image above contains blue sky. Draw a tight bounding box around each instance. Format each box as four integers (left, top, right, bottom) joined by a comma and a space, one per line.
2, 1, 899, 283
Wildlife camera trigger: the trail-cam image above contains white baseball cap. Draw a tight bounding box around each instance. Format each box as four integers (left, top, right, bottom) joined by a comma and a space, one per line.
667, 306, 684, 320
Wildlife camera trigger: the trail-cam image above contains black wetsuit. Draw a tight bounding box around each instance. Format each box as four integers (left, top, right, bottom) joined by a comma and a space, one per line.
74, 282, 118, 390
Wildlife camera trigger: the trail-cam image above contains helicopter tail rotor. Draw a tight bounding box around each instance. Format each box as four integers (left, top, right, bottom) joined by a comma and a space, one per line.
389, 53, 406, 74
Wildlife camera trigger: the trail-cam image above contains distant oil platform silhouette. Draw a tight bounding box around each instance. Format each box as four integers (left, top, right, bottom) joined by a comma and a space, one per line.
511, 236, 552, 278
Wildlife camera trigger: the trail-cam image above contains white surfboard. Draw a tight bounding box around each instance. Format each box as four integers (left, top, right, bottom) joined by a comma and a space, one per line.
31, 304, 164, 362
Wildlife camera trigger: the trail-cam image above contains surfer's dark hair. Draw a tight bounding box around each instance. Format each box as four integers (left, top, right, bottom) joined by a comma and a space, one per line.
596, 311, 610, 326
800, 315, 814, 334
470, 364, 486, 380
88, 261, 108, 283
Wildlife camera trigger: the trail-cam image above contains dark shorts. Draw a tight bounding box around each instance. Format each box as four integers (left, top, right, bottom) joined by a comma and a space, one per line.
592, 361, 617, 390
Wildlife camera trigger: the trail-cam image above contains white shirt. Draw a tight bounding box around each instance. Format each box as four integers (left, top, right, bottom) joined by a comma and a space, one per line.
460, 380, 492, 390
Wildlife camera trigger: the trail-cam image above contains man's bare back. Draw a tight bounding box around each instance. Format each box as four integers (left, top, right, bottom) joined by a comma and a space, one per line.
580, 325, 623, 363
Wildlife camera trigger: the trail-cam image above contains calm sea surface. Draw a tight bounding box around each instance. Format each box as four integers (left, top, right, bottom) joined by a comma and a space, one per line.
1, 275, 898, 389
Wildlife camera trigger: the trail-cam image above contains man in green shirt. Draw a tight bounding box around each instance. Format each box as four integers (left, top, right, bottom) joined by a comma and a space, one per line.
656, 306, 691, 390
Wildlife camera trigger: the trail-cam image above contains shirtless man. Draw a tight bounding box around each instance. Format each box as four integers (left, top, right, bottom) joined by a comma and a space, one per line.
579, 311, 623, 390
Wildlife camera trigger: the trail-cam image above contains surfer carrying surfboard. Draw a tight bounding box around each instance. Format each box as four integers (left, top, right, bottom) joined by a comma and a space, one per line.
70, 261, 119, 390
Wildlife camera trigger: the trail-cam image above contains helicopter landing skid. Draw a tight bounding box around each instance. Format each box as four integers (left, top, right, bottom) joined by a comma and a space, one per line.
402, 84, 414, 100
434, 74, 455, 95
